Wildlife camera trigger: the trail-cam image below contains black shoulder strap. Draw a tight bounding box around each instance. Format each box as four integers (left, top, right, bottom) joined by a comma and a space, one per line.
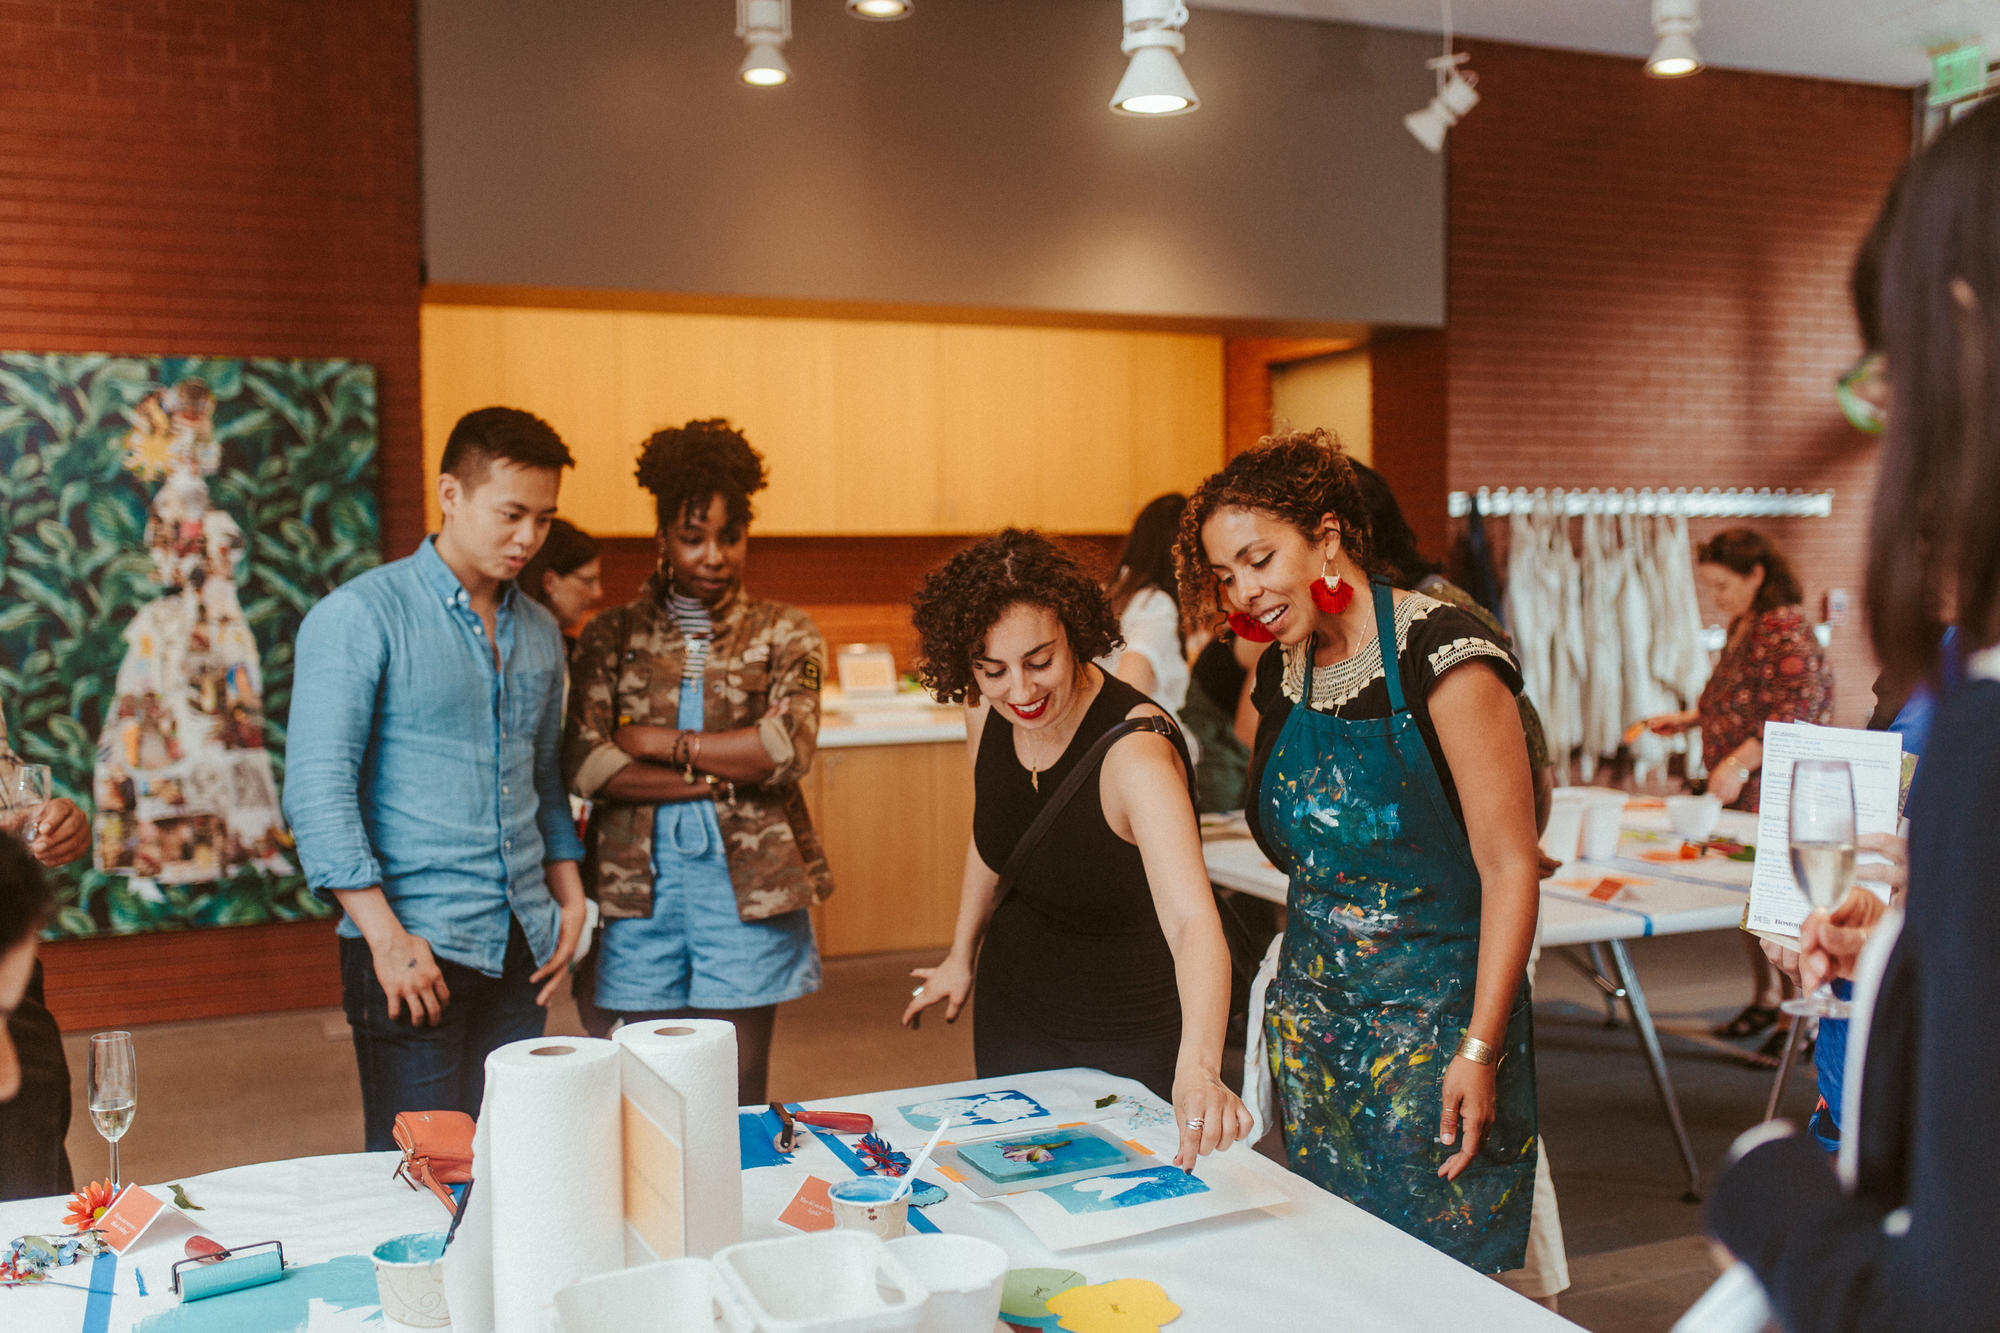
991, 714, 1194, 912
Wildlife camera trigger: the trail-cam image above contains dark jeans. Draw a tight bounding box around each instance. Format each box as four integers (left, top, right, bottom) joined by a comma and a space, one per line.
340, 919, 545, 1152
0, 958, 74, 1201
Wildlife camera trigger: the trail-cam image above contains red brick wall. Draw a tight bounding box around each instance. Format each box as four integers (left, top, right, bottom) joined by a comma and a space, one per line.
0, 0, 425, 552
2, 0, 423, 1025
1439, 41, 1910, 719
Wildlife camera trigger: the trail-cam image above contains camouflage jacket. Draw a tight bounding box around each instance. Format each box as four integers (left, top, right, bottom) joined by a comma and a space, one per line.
563, 572, 833, 921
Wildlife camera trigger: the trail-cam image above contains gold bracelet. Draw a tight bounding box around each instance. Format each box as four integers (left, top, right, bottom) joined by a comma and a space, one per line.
1453, 1035, 1499, 1066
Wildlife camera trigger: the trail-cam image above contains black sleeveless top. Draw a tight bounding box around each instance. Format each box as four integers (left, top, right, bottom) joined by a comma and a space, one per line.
971, 674, 1185, 1052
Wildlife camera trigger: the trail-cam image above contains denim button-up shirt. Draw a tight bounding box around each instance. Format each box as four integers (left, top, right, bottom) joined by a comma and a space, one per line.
283, 538, 585, 976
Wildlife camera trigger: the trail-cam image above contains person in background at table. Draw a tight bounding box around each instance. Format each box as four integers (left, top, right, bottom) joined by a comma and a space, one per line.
1637, 527, 1833, 1066
517, 517, 603, 659
284, 407, 588, 1152
1102, 493, 1194, 723
0, 708, 90, 1201
902, 530, 1251, 1169
1347, 458, 1568, 1305
1708, 98, 2000, 1330
1181, 430, 1542, 1277
564, 420, 830, 1104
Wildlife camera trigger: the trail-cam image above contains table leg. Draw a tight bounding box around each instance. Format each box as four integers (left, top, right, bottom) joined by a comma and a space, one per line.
1607, 939, 1703, 1202
1762, 1020, 1808, 1124
1585, 943, 1620, 1027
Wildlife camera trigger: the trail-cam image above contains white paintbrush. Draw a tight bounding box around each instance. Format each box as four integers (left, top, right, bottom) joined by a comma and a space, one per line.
888, 1117, 952, 1203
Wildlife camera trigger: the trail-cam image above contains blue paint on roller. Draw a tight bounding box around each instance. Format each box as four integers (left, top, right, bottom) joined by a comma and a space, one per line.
135, 1255, 379, 1333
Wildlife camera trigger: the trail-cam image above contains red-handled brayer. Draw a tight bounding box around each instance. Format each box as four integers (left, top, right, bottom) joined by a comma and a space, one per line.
770, 1104, 874, 1151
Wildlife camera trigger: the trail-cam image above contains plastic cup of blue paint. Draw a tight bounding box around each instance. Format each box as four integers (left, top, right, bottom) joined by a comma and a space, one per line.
372, 1232, 450, 1328
827, 1176, 911, 1239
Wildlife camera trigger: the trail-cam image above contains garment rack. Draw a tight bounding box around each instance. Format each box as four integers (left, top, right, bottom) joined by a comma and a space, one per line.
1446, 486, 1834, 519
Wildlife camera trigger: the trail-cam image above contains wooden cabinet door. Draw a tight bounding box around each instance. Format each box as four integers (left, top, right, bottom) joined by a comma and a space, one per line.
803, 743, 973, 957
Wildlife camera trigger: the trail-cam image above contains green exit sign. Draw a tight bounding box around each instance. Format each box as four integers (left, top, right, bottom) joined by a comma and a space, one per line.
1930, 43, 1988, 107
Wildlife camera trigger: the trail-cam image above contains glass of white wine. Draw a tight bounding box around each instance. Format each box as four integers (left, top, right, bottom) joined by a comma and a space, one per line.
1782, 759, 1856, 1020
0, 763, 51, 844
87, 1031, 137, 1191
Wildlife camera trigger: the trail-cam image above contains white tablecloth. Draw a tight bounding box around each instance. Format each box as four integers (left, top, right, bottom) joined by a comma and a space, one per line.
0, 1069, 1575, 1331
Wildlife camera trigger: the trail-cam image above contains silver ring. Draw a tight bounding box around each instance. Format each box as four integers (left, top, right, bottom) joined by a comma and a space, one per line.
911, 986, 926, 998
1185, 1117, 1205, 1130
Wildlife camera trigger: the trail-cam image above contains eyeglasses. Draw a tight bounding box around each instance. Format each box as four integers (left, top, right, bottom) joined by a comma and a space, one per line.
1837, 353, 1888, 434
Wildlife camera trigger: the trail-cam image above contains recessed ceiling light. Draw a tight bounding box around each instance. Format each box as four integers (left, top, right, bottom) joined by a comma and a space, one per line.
847, 0, 912, 19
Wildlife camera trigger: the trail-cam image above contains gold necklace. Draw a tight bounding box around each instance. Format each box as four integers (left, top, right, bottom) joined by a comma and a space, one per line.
1020, 672, 1090, 793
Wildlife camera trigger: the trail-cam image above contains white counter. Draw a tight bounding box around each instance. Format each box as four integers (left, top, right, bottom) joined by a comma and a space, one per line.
817, 688, 967, 749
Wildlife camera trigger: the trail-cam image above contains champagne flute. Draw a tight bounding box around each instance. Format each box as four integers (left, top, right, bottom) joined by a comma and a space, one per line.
1782, 759, 1856, 1020
87, 1031, 137, 1192
0, 763, 50, 845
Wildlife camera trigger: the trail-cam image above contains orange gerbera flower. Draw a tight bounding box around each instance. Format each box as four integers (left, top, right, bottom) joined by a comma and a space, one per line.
63, 1179, 119, 1231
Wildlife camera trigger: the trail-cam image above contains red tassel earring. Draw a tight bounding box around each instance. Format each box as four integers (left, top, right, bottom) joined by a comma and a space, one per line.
1226, 611, 1275, 643
1310, 558, 1354, 615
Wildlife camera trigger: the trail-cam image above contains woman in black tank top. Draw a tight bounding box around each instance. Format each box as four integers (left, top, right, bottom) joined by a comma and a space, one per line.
905, 530, 1253, 1170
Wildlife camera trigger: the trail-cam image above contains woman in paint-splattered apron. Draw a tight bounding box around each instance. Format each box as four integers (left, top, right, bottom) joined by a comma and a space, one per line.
1255, 582, 1537, 1270
1178, 430, 1542, 1274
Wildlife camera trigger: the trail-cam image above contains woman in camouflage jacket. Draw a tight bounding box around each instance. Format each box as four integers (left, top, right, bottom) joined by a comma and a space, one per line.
563, 420, 831, 1102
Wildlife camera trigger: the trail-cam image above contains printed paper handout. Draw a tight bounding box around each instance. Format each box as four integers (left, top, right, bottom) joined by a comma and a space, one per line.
1747, 721, 1904, 937
898, 1089, 1049, 1133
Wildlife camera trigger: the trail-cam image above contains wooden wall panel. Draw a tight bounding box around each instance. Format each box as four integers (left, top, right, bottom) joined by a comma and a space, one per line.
422, 304, 1225, 538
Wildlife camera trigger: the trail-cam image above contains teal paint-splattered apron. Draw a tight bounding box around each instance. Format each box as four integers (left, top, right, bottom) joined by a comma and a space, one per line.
1260, 581, 1537, 1272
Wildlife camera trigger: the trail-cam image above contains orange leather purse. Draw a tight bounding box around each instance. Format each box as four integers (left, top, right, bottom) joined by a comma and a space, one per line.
391, 1110, 476, 1212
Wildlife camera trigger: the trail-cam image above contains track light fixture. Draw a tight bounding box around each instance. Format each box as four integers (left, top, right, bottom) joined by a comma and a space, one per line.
1648, 0, 1702, 78
846, 0, 912, 18
1111, 0, 1199, 117
1404, 2, 1476, 153
737, 0, 791, 87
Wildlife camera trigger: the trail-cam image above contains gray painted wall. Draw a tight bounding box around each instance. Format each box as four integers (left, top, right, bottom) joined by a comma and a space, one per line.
420, 0, 1443, 326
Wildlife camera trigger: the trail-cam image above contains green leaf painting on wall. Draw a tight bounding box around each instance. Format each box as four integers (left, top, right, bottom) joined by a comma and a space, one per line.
0, 354, 379, 938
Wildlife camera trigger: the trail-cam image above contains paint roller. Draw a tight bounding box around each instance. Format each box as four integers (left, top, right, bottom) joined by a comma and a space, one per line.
169, 1237, 287, 1302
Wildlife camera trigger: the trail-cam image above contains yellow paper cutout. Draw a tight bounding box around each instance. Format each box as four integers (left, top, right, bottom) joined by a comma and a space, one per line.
1048, 1278, 1181, 1332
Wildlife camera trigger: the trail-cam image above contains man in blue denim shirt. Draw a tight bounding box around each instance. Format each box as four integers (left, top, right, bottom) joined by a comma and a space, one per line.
284, 407, 588, 1150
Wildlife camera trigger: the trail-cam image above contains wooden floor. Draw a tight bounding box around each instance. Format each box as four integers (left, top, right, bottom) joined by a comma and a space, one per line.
50, 932, 1811, 1332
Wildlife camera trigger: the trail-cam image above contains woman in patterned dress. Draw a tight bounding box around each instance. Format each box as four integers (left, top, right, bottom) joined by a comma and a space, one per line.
1179, 430, 1543, 1274
1638, 528, 1833, 1057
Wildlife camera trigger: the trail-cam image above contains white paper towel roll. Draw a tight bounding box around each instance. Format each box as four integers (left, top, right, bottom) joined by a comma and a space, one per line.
444, 1036, 625, 1333
612, 1019, 742, 1257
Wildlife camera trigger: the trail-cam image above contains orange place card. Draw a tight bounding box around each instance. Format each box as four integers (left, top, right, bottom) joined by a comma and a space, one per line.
1590, 877, 1633, 903
97, 1184, 200, 1254
777, 1176, 835, 1233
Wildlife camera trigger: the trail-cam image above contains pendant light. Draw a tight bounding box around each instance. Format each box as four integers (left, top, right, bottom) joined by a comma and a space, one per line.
1404, 0, 1477, 153
1648, 0, 1702, 78
737, 0, 791, 87
1111, 0, 1199, 117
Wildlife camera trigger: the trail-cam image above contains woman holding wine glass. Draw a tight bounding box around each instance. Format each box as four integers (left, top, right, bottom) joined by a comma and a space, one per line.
0, 706, 92, 1204
1706, 98, 2000, 1331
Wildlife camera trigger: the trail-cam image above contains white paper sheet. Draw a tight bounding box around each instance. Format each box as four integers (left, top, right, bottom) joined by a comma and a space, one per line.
975, 1144, 1287, 1251
1746, 722, 1904, 937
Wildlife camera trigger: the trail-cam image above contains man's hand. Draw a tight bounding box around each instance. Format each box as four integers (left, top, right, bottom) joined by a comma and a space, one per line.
531, 861, 589, 1006
371, 928, 451, 1026
28, 797, 88, 867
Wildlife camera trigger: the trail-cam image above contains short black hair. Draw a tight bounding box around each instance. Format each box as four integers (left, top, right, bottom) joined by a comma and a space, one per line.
1350, 460, 1440, 588
0, 831, 50, 952
911, 529, 1119, 705
439, 407, 574, 489
635, 419, 768, 536
519, 517, 600, 610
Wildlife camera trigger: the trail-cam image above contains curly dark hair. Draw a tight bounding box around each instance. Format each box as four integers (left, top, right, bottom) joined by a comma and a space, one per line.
1696, 528, 1804, 616
1173, 428, 1380, 627
910, 529, 1120, 705
634, 418, 769, 535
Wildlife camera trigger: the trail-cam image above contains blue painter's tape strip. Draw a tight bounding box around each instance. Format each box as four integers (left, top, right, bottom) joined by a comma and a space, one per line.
81, 1250, 116, 1333
787, 1104, 941, 1235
